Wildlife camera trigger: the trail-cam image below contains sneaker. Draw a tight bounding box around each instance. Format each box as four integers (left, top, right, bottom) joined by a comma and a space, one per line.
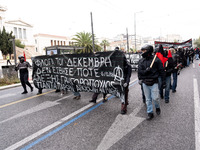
21, 91, 28, 94
160, 95, 164, 99
76, 96, 81, 100
102, 97, 108, 103
89, 99, 96, 103
156, 108, 161, 115
73, 96, 78, 100
172, 90, 176, 93
146, 113, 154, 120
37, 92, 42, 95
30, 87, 34, 92
121, 109, 127, 115
55, 89, 60, 93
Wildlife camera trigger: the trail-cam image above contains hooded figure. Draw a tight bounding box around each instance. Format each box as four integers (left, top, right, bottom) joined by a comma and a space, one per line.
15, 55, 33, 94
138, 44, 165, 120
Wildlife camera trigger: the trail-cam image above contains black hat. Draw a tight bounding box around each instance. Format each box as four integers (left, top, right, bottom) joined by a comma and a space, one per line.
18, 55, 24, 59
114, 47, 119, 50
141, 44, 153, 53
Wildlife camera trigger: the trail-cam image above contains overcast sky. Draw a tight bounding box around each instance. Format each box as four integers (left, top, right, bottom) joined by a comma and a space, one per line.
1, 0, 200, 40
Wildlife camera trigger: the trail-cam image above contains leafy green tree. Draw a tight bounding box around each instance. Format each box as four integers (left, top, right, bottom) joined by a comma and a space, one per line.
72, 31, 101, 53
15, 39, 25, 48
194, 37, 200, 48
100, 39, 110, 52
0, 26, 14, 58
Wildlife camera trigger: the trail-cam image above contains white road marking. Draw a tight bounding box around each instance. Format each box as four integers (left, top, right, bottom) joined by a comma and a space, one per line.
96, 103, 145, 150
0, 93, 17, 99
193, 78, 200, 150
4, 78, 138, 150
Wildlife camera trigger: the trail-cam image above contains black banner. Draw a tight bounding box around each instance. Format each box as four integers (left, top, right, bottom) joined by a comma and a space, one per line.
32, 51, 126, 99
125, 53, 142, 69
155, 39, 192, 49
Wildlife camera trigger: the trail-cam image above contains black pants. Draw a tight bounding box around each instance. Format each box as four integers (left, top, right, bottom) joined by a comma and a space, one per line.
20, 72, 32, 92
7, 60, 12, 65
92, 93, 107, 101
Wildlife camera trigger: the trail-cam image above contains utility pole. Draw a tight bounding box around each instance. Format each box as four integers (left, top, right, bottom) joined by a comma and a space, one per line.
134, 11, 143, 51
90, 12, 95, 53
126, 28, 129, 53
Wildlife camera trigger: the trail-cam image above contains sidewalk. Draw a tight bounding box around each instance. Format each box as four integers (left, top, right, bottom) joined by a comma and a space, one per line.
0, 80, 33, 91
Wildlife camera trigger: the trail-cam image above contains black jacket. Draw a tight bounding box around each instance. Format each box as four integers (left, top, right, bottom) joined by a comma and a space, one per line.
164, 57, 174, 76
138, 55, 165, 86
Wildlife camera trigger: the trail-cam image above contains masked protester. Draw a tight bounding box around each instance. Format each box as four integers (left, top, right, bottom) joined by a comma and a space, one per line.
138, 45, 165, 120
15, 55, 33, 94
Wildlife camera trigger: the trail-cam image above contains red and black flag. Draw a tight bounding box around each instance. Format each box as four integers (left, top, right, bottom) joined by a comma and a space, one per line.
156, 45, 168, 67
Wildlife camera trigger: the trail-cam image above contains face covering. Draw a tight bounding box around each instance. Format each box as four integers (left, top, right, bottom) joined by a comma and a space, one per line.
20, 59, 24, 63
142, 51, 149, 58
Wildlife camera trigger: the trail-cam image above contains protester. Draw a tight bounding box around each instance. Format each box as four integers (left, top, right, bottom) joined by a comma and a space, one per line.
189, 47, 195, 63
171, 48, 181, 93
155, 45, 167, 99
160, 49, 174, 103
138, 44, 165, 120
195, 47, 199, 60
15, 55, 33, 94
6, 55, 12, 65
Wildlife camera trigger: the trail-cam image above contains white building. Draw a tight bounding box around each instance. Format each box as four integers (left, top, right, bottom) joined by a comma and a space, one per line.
34, 33, 69, 55
0, 5, 35, 59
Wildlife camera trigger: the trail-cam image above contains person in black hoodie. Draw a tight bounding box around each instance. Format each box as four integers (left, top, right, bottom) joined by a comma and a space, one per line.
160, 49, 174, 103
138, 45, 165, 120
114, 47, 132, 115
15, 56, 34, 94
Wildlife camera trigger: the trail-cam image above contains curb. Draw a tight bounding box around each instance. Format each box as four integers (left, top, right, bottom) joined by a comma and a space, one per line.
0, 81, 33, 91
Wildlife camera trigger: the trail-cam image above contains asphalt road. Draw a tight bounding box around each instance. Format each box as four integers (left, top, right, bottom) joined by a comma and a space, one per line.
0, 60, 200, 150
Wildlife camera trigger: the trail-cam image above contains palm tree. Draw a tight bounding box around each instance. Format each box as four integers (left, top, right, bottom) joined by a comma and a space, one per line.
72, 31, 103, 53
72, 32, 93, 53
100, 39, 110, 52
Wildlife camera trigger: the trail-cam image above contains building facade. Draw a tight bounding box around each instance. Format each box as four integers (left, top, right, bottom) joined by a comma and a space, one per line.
34, 33, 69, 55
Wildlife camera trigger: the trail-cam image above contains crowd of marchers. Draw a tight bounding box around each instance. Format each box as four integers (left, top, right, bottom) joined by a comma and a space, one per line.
138, 45, 199, 120
14, 45, 199, 119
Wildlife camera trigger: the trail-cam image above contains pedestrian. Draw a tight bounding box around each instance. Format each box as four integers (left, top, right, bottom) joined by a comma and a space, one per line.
89, 93, 108, 103
6, 55, 12, 65
171, 48, 181, 93
138, 44, 165, 120
15, 55, 33, 94
160, 49, 174, 103
195, 47, 199, 60
116, 47, 132, 115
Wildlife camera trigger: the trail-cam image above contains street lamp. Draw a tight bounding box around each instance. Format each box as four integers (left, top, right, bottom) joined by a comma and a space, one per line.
134, 11, 143, 51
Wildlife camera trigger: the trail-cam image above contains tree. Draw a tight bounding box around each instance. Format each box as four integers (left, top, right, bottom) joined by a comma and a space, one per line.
15, 39, 25, 48
100, 39, 110, 52
72, 31, 101, 53
194, 37, 200, 48
0, 26, 14, 58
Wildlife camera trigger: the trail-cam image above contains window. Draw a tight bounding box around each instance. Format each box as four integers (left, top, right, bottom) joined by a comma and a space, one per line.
54, 40, 56, 45
23, 29, 27, 39
61, 41, 63, 45
36, 47, 38, 52
57, 41, 60, 45
51, 40, 53, 46
35, 39, 37, 44
19, 28, 22, 39
14, 27, 18, 38
64, 41, 66, 45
